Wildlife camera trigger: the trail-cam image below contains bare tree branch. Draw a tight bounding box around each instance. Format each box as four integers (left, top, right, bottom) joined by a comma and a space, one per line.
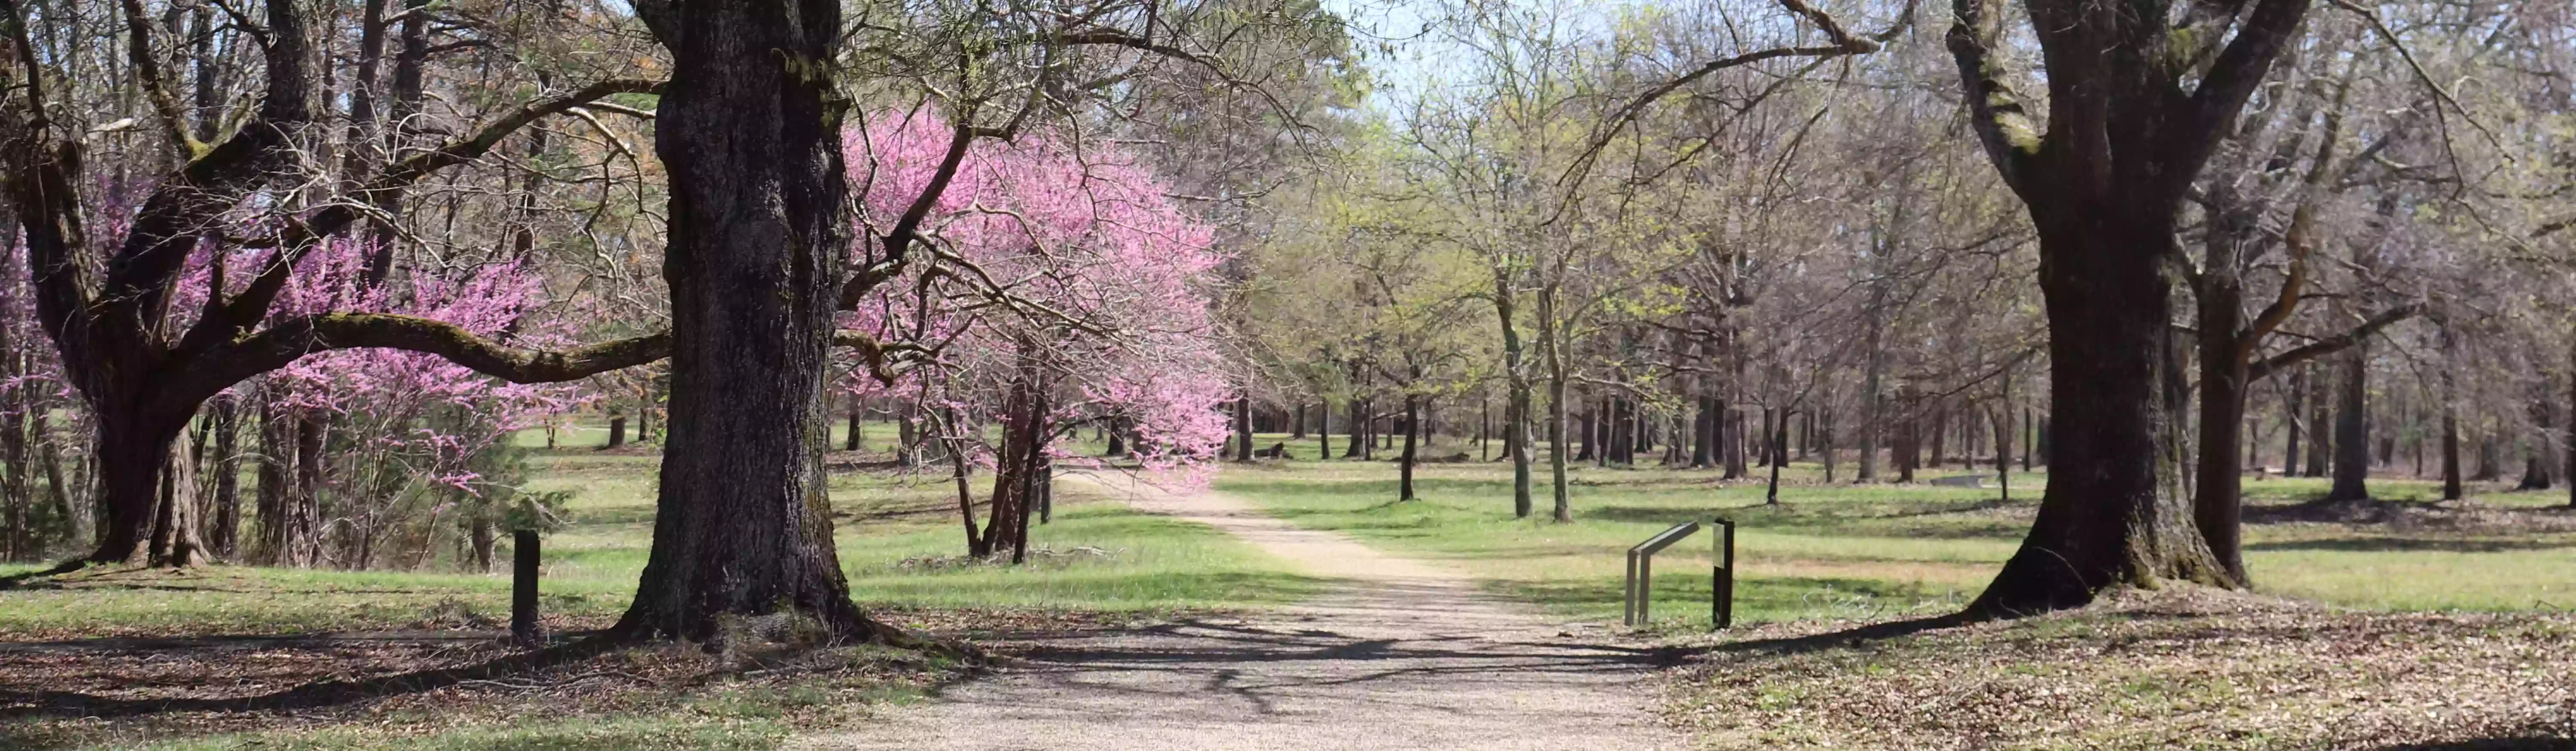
2247, 304, 2424, 381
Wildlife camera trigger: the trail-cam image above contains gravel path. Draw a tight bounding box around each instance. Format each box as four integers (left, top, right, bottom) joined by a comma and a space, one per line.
797, 473, 1682, 751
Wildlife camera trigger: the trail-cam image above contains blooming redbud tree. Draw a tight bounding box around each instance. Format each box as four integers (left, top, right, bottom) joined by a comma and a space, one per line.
167, 236, 586, 569
838, 109, 1233, 557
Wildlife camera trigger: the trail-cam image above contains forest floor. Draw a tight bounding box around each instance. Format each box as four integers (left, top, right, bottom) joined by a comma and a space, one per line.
1219, 443, 2576, 749
794, 471, 1683, 750
7, 427, 2576, 748
0, 445, 1322, 750
1663, 588, 2576, 750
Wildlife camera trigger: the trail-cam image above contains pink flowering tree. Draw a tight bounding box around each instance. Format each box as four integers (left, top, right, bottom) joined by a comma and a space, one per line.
1, 22, 665, 567
840, 109, 1233, 559
169, 237, 587, 569
0, 234, 87, 561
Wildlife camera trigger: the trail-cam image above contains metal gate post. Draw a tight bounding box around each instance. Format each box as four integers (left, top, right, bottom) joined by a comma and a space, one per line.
1624, 548, 1639, 625
1623, 521, 1700, 627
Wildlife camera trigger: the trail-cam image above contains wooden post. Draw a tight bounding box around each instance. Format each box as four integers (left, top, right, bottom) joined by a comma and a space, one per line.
1713, 518, 1735, 630
512, 529, 541, 646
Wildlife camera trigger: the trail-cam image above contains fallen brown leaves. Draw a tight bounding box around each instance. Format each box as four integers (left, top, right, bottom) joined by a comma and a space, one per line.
0, 603, 1159, 748
1664, 588, 2576, 750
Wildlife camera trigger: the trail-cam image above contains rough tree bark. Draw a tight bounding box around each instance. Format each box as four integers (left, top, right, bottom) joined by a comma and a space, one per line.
1538, 283, 1573, 522
2305, 362, 2333, 477
1233, 395, 1253, 462
2326, 343, 2372, 501
1399, 393, 1419, 501
1946, 0, 2312, 615
2284, 367, 2305, 474
612, 0, 888, 643
208, 398, 241, 559
2520, 383, 2556, 491
1342, 397, 1367, 459
1317, 396, 1332, 462
1859, 289, 1886, 482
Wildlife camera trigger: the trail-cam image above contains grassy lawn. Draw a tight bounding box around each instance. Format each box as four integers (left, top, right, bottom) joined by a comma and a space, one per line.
1663, 591, 2576, 749
1218, 436, 2576, 629
12, 426, 2574, 749
0, 434, 1320, 750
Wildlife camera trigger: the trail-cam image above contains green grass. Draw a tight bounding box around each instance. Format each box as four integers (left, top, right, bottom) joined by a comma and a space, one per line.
2, 448, 1318, 639
1216, 442, 2576, 629
0, 441, 1319, 751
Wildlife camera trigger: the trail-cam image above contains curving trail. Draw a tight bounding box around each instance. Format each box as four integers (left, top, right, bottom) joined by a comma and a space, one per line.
796, 472, 1682, 751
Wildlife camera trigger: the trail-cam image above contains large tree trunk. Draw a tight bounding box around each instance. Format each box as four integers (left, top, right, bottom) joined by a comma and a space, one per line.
91, 406, 191, 565
2476, 432, 2504, 482
614, 0, 879, 643
1342, 397, 1367, 459
1575, 401, 1597, 463
845, 404, 864, 452
1724, 327, 1748, 479
149, 432, 209, 566
2326, 344, 2370, 500
2191, 202, 2255, 584
2304, 362, 2332, 477
1821, 408, 1838, 481
1317, 396, 1332, 464
1896, 384, 1920, 482
1538, 284, 1572, 522
984, 359, 1049, 563
1764, 408, 1787, 505
1947, 0, 2318, 617
209, 398, 242, 559
942, 409, 987, 557
255, 397, 289, 565
2442, 403, 2463, 500
1399, 393, 1419, 501
0, 355, 29, 562
1992, 405, 2010, 501
2520, 383, 2556, 491
1968, 220, 2228, 616
1233, 395, 1253, 462
2282, 367, 2304, 475
1858, 316, 1884, 482
638, 386, 656, 443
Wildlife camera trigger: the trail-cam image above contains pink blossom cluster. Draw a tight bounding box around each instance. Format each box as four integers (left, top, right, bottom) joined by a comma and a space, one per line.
170, 237, 586, 493
0, 236, 76, 420
840, 109, 1234, 485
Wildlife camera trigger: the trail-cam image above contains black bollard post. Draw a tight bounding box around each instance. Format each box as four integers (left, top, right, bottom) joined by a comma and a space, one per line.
1712, 518, 1735, 630
512, 529, 541, 646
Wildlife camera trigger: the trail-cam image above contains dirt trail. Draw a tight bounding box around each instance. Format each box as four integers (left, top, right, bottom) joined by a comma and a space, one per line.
797, 473, 1681, 751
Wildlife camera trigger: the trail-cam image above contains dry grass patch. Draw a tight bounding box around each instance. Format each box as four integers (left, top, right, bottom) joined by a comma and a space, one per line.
1665, 589, 2576, 750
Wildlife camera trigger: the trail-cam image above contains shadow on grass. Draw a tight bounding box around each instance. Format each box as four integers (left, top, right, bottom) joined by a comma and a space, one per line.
2246, 536, 2576, 553
0, 632, 626, 721
2373, 737, 2576, 750
561, 504, 660, 526
0, 559, 91, 591
972, 605, 1697, 698
2242, 496, 2449, 525
1491, 574, 1972, 626
1690, 612, 1975, 657
1577, 503, 2031, 540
